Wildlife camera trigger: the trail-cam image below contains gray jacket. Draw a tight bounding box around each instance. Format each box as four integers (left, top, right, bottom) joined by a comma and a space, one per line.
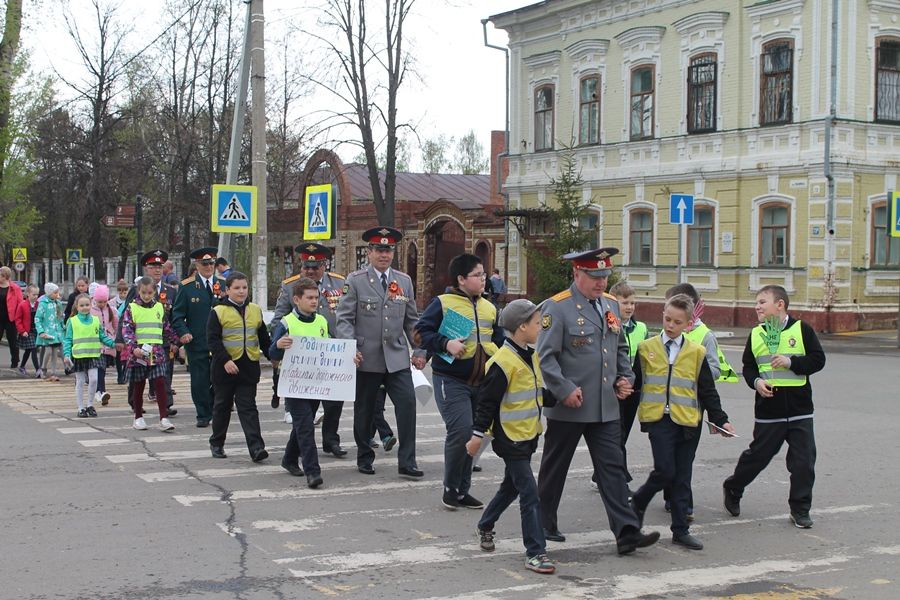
271, 271, 346, 335
335, 266, 423, 373
537, 283, 635, 423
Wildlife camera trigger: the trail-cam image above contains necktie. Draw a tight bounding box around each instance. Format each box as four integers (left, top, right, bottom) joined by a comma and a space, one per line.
380, 273, 388, 292
665, 339, 675, 363
205, 279, 212, 296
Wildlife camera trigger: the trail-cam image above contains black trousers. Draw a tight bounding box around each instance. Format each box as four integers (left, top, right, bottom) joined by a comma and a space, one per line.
370, 385, 394, 440
321, 401, 343, 452
284, 398, 321, 475
354, 370, 417, 470
537, 419, 640, 538
619, 393, 640, 482
1, 320, 19, 368
725, 418, 816, 513
209, 377, 265, 453
632, 416, 698, 536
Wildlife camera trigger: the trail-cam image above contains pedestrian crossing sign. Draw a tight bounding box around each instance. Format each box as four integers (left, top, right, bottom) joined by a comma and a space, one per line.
891, 190, 900, 238
210, 184, 258, 233
303, 184, 333, 240
12, 247, 27, 262
65, 249, 82, 264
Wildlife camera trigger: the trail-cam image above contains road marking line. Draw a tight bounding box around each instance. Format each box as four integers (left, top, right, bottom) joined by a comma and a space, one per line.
418, 584, 546, 600
253, 508, 427, 533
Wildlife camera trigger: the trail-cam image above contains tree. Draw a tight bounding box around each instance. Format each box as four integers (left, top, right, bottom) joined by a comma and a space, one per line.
312, 0, 417, 226
525, 148, 594, 300
450, 129, 487, 175
421, 134, 450, 174
0, 0, 22, 187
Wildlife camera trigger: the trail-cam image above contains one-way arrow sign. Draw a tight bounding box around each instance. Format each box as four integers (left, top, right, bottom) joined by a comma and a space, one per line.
669, 194, 695, 225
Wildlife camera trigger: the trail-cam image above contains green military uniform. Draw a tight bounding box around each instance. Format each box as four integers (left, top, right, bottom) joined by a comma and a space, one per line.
171, 248, 227, 427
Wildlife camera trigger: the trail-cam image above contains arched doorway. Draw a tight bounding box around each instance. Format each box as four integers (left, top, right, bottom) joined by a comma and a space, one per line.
474, 240, 490, 274
406, 242, 418, 296
425, 218, 466, 301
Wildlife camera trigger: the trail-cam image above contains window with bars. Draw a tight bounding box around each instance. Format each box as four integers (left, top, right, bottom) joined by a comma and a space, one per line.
578, 212, 601, 250
534, 85, 554, 151
579, 75, 601, 145
760, 40, 793, 126
872, 203, 900, 266
760, 204, 790, 266
629, 209, 653, 265
355, 246, 369, 270
876, 39, 900, 124
687, 54, 717, 133
688, 207, 714, 266
630, 66, 655, 140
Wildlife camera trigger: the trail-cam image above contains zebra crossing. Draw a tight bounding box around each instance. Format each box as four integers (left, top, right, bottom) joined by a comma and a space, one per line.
1, 370, 894, 599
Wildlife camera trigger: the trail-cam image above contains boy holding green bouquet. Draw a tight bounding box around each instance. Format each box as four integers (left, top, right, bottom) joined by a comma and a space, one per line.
723, 285, 826, 529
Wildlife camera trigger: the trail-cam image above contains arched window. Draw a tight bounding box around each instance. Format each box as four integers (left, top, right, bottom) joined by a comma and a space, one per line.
629, 209, 654, 265
687, 53, 717, 133
687, 206, 715, 266
871, 201, 900, 266
630, 66, 655, 140
760, 203, 790, 266
760, 39, 793, 126
579, 75, 601, 145
534, 85, 555, 151
876, 38, 900, 124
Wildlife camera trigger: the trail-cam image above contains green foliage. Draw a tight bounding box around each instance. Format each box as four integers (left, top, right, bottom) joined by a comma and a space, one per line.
451, 130, 488, 175
525, 148, 594, 301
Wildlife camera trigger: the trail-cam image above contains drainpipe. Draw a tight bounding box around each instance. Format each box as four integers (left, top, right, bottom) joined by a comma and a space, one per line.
482, 18, 511, 291
822, 0, 838, 331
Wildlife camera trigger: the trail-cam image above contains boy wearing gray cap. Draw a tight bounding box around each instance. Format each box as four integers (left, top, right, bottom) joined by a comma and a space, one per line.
465, 299, 554, 574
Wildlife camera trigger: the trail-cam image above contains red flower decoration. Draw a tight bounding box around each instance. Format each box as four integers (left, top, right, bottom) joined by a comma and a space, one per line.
159, 291, 167, 302
387, 281, 401, 299
213, 282, 221, 295
605, 311, 621, 334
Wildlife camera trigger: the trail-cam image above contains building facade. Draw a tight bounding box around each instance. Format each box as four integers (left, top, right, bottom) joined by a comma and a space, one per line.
490, 0, 900, 331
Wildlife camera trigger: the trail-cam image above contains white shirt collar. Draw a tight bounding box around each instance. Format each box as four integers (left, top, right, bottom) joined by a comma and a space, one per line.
373, 267, 392, 280
661, 333, 684, 347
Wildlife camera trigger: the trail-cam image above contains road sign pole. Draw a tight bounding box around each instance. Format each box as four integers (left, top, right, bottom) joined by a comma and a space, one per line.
249, 0, 268, 309
677, 223, 683, 283
136, 194, 143, 272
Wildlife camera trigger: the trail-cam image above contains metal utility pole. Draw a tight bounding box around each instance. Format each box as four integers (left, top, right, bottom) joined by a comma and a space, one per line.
216, 0, 253, 264
249, 0, 268, 309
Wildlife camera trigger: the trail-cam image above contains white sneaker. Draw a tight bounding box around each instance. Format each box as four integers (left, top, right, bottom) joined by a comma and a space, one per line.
94, 391, 103, 404
159, 418, 175, 432
100, 391, 110, 406
133, 417, 148, 430
283, 411, 293, 424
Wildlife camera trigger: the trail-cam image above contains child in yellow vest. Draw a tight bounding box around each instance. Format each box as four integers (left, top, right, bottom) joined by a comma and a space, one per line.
121, 277, 180, 432
63, 294, 115, 418
630, 294, 736, 551
466, 299, 555, 575
723, 285, 826, 529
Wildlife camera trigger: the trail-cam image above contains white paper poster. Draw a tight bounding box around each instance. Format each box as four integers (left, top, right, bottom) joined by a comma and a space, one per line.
276, 337, 357, 402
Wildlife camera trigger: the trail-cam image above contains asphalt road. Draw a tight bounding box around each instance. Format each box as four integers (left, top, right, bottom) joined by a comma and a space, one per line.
1, 342, 899, 600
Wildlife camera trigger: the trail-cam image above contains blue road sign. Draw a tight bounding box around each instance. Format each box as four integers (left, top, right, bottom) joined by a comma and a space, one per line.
65, 248, 83, 264
670, 194, 694, 225
891, 191, 900, 238
210, 184, 258, 233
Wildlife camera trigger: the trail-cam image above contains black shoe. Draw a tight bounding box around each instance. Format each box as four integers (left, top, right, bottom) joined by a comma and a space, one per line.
790, 511, 813, 529
368, 438, 379, 449
358, 464, 375, 475
382, 435, 397, 452
306, 473, 324, 488
195, 419, 210, 428
723, 484, 741, 517
86, 406, 98, 417
616, 527, 660, 555
326, 446, 348, 458
281, 459, 304, 477
458, 493, 484, 509
673, 533, 704, 550
472, 464, 482, 472
251, 448, 269, 463
271, 394, 279, 408
167, 408, 178, 417
77, 408, 89, 418
631, 501, 646, 529
441, 490, 461, 510
210, 445, 227, 459
543, 528, 566, 542
398, 466, 424, 479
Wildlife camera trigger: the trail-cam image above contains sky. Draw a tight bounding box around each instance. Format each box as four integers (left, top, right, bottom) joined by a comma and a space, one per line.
23, 0, 531, 171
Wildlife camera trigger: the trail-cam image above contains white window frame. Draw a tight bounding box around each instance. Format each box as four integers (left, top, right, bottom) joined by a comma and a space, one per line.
615, 26, 665, 141
682, 197, 719, 268
622, 200, 658, 266
750, 194, 796, 268
673, 11, 729, 135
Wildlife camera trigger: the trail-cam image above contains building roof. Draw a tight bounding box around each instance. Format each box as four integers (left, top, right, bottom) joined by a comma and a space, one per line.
341, 163, 493, 207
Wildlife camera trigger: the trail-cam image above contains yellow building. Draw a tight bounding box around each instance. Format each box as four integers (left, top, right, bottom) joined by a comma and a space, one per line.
489, 0, 900, 331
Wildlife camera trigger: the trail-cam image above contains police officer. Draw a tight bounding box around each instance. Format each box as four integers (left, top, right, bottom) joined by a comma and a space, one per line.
116, 249, 178, 417
335, 227, 427, 478
271, 243, 347, 457
536, 248, 660, 555
171, 247, 226, 428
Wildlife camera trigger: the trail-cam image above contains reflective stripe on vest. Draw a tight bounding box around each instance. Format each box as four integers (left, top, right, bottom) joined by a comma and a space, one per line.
213, 303, 263, 361
130, 303, 164, 346
637, 336, 705, 427
282, 312, 329, 338
625, 320, 648, 362
751, 320, 807, 387
71, 315, 102, 358
685, 323, 739, 383
485, 341, 543, 442
439, 294, 498, 359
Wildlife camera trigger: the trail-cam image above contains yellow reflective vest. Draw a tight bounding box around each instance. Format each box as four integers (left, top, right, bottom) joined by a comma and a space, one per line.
282, 312, 329, 338
485, 341, 544, 442
71, 315, 102, 358
751, 320, 807, 387
637, 336, 705, 427
213, 302, 264, 361
130, 303, 164, 346
624, 320, 648, 363
685, 323, 739, 383
438, 293, 498, 359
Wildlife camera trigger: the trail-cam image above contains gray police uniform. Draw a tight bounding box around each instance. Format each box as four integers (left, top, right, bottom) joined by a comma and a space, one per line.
334, 266, 423, 470
272, 271, 346, 452
536, 283, 640, 537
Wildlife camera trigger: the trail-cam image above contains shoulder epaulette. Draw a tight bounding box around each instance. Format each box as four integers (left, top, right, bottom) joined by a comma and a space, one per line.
281, 274, 301, 285
181, 274, 196, 285
603, 292, 617, 301
349, 268, 367, 277
549, 290, 572, 302
327, 272, 345, 280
